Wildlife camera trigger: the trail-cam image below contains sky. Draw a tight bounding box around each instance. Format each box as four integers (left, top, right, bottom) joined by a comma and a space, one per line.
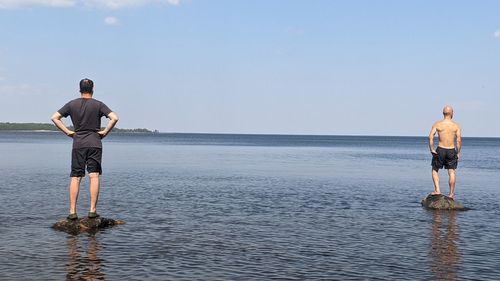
0, 0, 499, 136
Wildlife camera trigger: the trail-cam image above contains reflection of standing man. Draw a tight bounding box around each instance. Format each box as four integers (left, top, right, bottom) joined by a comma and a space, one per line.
51, 79, 119, 219
428, 106, 461, 199
66, 236, 104, 280
429, 211, 460, 281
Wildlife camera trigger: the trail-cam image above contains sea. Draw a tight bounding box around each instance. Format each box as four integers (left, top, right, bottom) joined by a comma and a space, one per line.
0, 132, 499, 280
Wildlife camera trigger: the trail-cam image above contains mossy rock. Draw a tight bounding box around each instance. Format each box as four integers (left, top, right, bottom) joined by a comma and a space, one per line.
52, 217, 125, 235
421, 194, 469, 211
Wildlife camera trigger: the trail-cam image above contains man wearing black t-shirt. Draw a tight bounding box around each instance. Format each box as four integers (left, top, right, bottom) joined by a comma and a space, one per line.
51, 79, 119, 220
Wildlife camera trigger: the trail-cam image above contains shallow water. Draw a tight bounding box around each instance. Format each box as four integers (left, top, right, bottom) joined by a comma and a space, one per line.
0, 132, 499, 280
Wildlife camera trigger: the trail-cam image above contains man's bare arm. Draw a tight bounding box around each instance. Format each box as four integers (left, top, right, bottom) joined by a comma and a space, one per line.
98, 112, 119, 139
456, 125, 462, 159
51, 112, 75, 137
428, 125, 437, 154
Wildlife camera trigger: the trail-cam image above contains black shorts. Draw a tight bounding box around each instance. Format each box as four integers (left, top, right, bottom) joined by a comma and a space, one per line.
71, 148, 102, 177
431, 147, 458, 171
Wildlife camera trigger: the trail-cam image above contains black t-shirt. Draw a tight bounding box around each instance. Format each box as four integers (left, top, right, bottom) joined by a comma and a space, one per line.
58, 98, 112, 149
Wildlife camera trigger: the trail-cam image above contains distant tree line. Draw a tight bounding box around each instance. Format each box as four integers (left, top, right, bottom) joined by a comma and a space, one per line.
0, 122, 57, 131
0, 122, 154, 133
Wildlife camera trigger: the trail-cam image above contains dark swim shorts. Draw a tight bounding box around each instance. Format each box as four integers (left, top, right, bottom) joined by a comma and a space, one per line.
71, 148, 102, 177
431, 147, 458, 171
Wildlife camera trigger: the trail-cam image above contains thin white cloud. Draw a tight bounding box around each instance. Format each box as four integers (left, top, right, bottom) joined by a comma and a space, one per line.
0, 67, 5, 81
286, 27, 305, 36
88, 0, 181, 9
0, 0, 180, 9
0, 84, 43, 97
494, 30, 500, 38
455, 100, 485, 111
0, 0, 75, 8
104, 16, 119, 26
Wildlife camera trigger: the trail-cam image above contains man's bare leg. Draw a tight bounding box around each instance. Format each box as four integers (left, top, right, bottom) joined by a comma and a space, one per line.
432, 169, 441, 195
89, 173, 100, 213
69, 177, 82, 214
448, 169, 456, 199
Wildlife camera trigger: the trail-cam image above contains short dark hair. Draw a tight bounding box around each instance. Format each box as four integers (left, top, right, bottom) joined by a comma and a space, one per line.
79, 78, 94, 94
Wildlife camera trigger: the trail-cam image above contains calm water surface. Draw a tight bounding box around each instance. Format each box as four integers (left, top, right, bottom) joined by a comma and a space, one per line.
0, 132, 499, 280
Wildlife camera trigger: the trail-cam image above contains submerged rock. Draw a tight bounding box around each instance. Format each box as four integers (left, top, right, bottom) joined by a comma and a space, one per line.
421, 194, 469, 211
52, 217, 125, 235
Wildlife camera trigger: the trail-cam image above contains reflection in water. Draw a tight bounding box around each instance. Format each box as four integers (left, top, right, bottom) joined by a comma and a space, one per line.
429, 211, 460, 281
66, 235, 105, 280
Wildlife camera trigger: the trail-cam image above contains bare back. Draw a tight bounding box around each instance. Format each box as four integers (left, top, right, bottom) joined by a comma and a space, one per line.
431, 119, 461, 149
428, 106, 461, 199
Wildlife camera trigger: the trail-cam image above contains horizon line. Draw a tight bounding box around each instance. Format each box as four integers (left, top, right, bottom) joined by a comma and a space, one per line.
1, 122, 498, 138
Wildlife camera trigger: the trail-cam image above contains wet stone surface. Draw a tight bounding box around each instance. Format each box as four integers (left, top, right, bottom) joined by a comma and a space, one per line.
421, 194, 469, 211
52, 217, 126, 235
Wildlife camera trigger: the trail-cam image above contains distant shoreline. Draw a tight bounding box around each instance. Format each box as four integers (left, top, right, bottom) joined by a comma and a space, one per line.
1, 129, 497, 140
0, 122, 158, 133
1, 123, 498, 138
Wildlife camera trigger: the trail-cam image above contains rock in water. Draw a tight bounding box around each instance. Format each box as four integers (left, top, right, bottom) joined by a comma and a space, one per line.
421, 194, 468, 211
52, 217, 125, 235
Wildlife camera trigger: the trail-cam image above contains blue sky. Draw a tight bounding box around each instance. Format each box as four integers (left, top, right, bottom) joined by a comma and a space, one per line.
0, 0, 499, 136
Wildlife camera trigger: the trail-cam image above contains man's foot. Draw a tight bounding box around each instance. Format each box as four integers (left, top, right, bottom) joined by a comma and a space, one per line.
431, 191, 441, 195
67, 213, 78, 220
449, 194, 455, 200
88, 212, 100, 219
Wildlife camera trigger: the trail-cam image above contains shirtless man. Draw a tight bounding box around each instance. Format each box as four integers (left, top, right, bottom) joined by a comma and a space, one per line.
428, 106, 462, 199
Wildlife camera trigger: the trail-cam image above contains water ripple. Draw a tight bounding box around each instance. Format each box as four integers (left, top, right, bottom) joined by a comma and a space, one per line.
1, 134, 500, 280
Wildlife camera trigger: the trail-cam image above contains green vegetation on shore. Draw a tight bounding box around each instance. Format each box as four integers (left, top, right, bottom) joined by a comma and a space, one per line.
0, 122, 156, 133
